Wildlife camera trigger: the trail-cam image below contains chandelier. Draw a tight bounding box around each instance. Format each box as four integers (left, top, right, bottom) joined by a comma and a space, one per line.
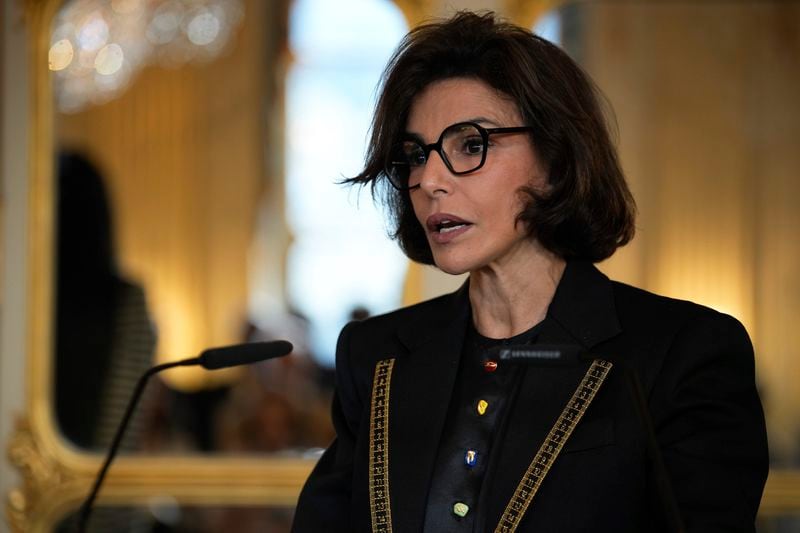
49, 0, 245, 113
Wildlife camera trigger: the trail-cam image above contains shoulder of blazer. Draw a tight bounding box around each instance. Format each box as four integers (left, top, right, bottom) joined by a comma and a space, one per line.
346, 282, 469, 355
609, 279, 749, 349
333, 282, 469, 408
604, 279, 755, 400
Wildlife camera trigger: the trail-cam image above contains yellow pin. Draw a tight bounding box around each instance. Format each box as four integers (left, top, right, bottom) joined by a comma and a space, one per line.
477, 399, 489, 416
453, 502, 470, 517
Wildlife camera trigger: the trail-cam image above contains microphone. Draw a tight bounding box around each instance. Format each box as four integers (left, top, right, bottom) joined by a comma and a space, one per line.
76, 340, 293, 533
487, 343, 686, 533
199, 340, 294, 369
488, 344, 582, 366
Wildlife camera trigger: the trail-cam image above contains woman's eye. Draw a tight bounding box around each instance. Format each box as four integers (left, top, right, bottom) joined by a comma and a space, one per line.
463, 138, 484, 155
402, 144, 426, 166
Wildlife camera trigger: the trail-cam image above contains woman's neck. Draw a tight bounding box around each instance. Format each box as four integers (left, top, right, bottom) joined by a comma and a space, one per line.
468, 246, 565, 339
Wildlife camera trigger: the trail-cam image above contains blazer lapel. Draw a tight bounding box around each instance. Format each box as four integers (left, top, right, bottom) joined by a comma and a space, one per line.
547, 261, 622, 350
480, 261, 624, 528
388, 284, 471, 531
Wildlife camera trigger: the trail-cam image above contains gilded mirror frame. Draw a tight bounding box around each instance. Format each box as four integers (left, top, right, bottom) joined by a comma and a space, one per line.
7, 0, 313, 530
6, 0, 800, 531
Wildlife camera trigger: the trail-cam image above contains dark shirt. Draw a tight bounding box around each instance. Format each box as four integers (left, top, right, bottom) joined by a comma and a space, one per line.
423, 321, 543, 532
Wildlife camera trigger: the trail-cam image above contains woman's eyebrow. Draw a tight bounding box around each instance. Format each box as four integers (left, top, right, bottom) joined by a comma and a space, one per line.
465, 116, 501, 126
404, 117, 504, 139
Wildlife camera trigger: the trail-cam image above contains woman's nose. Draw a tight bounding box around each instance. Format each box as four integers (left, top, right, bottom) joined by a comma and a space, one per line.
416, 150, 453, 195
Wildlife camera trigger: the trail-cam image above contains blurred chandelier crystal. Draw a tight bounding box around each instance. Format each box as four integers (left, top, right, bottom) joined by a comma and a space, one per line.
50, 0, 244, 113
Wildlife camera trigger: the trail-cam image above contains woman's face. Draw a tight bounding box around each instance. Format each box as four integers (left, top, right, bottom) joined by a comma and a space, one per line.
406, 78, 547, 275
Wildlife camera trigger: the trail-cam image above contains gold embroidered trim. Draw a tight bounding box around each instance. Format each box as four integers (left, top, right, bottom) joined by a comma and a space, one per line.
369, 358, 395, 533
495, 359, 613, 533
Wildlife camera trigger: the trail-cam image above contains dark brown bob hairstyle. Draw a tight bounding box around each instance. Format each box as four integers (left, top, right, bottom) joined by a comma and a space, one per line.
347, 11, 636, 265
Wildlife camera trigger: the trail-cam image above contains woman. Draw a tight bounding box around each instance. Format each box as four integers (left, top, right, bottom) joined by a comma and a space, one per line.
293, 11, 767, 533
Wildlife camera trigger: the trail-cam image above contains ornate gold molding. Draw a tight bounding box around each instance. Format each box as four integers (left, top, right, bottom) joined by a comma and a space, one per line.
6, 0, 62, 529
5, 410, 316, 531
6, 418, 83, 532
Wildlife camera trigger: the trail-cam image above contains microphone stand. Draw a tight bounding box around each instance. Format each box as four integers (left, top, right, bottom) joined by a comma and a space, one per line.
76, 357, 199, 533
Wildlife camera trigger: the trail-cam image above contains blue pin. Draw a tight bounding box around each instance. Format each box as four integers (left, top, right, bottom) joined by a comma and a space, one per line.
465, 449, 478, 468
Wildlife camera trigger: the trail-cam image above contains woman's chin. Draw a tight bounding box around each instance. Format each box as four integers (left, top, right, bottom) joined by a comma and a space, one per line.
432, 256, 473, 276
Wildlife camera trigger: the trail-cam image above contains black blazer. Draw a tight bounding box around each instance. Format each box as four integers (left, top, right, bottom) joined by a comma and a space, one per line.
293, 262, 768, 532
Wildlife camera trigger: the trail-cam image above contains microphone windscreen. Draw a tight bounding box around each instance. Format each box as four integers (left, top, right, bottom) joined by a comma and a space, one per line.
199, 340, 293, 370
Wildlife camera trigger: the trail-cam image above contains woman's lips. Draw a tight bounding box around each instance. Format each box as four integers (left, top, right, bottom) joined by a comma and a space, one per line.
426, 213, 473, 244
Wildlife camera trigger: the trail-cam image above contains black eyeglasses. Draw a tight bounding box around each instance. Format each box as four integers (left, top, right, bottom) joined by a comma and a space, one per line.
385, 121, 534, 191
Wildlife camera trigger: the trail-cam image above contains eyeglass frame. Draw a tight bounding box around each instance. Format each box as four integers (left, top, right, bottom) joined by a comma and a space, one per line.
385, 121, 535, 191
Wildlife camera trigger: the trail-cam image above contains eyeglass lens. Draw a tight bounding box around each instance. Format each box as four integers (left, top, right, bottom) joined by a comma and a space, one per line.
389, 123, 486, 189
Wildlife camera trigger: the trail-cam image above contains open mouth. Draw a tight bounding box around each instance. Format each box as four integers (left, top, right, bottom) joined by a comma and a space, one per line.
436, 220, 471, 234
426, 214, 472, 240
